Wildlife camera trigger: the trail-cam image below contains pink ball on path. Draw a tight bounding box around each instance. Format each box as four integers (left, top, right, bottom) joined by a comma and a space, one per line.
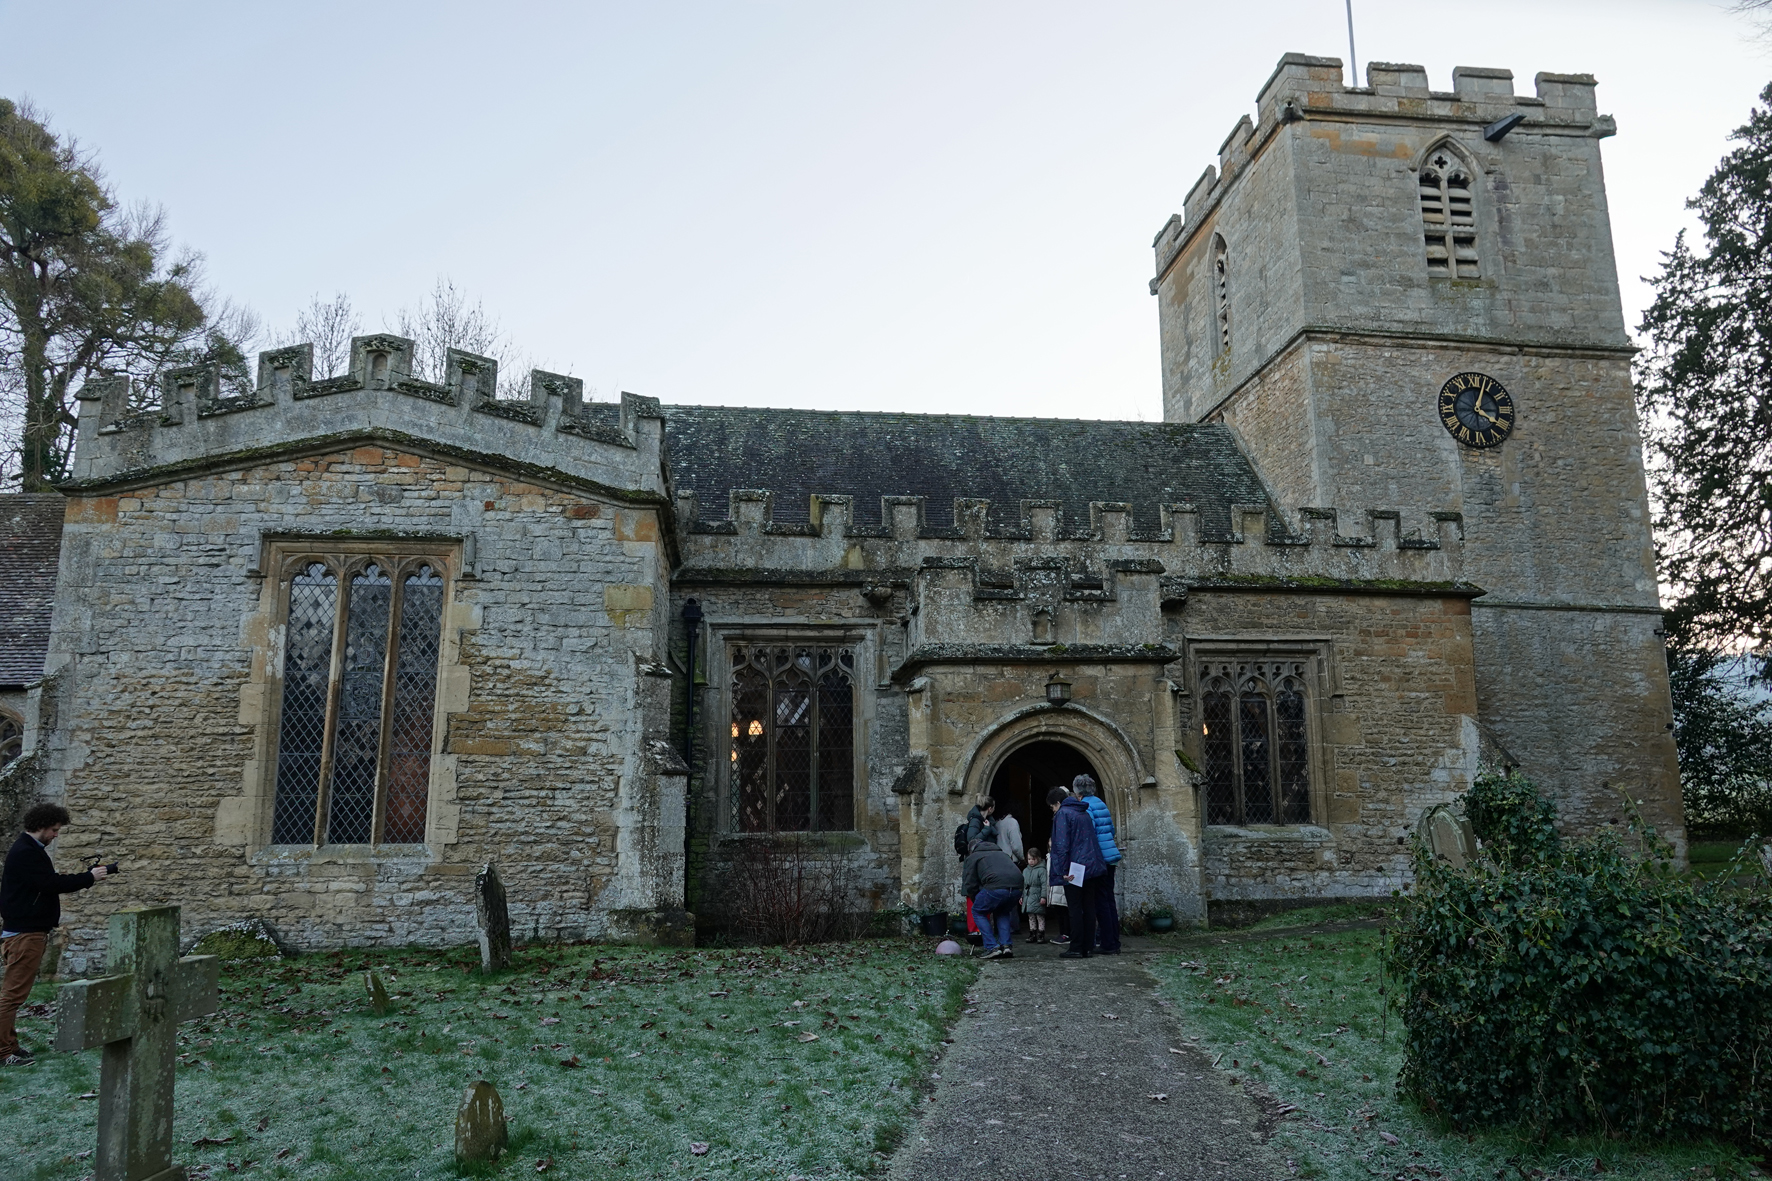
934, 939, 964, 955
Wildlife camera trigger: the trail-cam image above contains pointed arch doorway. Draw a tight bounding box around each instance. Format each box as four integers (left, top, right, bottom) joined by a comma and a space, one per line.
988, 740, 1099, 857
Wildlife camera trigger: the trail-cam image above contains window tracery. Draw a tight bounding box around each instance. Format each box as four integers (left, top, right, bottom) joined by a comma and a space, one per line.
1199, 660, 1312, 825
1420, 149, 1479, 279
729, 645, 856, 833
270, 556, 447, 846
0, 711, 21, 770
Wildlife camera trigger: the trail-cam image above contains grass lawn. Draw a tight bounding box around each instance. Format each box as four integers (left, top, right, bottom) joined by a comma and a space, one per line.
2, 939, 975, 1181
1690, 839, 1764, 882
1147, 907, 1764, 1180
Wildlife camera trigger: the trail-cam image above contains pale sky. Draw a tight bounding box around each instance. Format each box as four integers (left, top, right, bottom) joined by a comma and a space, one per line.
2, 1, 1766, 421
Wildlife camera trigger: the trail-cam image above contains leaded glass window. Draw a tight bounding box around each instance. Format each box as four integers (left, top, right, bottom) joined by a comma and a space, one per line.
1420, 150, 1479, 279
0, 711, 22, 771
1200, 660, 1312, 825
729, 645, 855, 833
270, 556, 448, 845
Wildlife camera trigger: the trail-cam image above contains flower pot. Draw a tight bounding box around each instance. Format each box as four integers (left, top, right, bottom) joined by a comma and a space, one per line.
919, 912, 950, 937
1148, 916, 1175, 933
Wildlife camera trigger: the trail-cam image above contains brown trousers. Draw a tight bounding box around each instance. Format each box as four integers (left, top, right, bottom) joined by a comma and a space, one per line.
0, 931, 48, 1057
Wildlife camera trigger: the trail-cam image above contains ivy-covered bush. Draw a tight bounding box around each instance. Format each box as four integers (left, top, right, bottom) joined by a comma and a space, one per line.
1388, 773, 1772, 1146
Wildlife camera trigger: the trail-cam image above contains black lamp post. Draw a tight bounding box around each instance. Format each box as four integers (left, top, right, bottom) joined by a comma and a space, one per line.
681, 599, 703, 764
1045, 671, 1073, 707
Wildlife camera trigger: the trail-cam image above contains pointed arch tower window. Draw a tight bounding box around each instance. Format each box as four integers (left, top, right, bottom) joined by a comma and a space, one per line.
1211, 234, 1231, 354
1419, 148, 1479, 279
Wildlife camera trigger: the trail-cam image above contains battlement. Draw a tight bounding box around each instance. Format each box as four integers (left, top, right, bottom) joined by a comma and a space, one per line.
1152, 52, 1613, 274
674, 488, 1469, 600
679, 488, 1458, 547
67, 335, 669, 500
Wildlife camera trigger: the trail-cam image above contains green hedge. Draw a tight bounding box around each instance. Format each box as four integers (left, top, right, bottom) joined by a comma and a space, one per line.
1388, 773, 1772, 1146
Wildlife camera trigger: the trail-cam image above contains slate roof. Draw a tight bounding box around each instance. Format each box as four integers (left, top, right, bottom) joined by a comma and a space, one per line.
0, 495, 64, 688
661, 407, 1271, 535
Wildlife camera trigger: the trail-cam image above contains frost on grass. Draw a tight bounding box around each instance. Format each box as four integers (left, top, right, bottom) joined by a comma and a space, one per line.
3, 940, 975, 1181
1148, 922, 1761, 1181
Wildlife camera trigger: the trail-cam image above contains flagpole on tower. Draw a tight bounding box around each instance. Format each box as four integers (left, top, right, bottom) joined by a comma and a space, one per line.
1345, 0, 1359, 85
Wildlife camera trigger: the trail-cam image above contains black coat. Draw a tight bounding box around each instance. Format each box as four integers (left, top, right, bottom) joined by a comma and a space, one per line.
0, 832, 94, 933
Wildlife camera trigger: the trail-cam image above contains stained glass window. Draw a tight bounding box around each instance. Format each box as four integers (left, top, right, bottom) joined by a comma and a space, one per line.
1198, 661, 1313, 826
268, 555, 447, 846
729, 645, 856, 832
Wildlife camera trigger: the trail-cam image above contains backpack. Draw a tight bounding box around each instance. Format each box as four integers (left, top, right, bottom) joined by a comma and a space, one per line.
953, 822, 970, 859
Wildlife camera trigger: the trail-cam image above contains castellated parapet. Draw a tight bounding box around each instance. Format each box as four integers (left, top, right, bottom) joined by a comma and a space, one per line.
68, 334, 668, 504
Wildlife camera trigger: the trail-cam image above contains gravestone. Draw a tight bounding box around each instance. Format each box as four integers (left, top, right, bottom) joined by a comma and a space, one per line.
1423, 807, 1475, 868
364, 970, 389, 1016
475, 863, 511, 973
55, 906, 219, 1181
454, 1079, 508, 1164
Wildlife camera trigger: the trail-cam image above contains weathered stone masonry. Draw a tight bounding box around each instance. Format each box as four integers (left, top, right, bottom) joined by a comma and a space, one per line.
0, 50, 1685, 958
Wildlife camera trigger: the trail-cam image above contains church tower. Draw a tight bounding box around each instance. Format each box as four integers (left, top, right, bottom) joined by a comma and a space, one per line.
1152, 55, 1683, 846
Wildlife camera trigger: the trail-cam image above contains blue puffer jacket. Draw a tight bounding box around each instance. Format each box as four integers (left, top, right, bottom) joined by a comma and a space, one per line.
1048, 796, 1107, 886
1085, 795, 1123, 865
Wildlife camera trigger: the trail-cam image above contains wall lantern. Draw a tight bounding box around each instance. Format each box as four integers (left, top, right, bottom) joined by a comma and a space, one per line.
1045, 671, 1073, 707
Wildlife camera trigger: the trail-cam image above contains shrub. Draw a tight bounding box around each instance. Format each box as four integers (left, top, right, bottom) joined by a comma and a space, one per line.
1461, 770, 1560, 865
720, 836, 866, 946
1388, 773, 1772, 1147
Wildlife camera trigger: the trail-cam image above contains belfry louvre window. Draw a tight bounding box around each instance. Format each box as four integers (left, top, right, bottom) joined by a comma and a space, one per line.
270, 557, 447, 845
1420, 151, 1479, 278
729, 645, 856, 832
1200, 660, 1311, 825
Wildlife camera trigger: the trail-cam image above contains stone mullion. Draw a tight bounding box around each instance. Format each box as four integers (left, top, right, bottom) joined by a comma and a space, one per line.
765, 669, 779, 834
1263, 686, 1283, 824
311, 563, 351, 846
368, 561, 406, 847
1228, 685, 1247, 826
808, 655, 822, 834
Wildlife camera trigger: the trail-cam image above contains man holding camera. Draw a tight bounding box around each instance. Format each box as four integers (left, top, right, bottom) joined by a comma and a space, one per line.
0, 803, 110, 1067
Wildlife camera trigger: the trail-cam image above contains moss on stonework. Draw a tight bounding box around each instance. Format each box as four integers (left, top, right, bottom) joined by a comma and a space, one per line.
189, 919, 284, 961
1186, 574, 1483, 596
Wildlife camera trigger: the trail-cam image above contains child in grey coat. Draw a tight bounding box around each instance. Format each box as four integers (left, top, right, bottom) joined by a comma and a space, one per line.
1021, 848, 1048, 942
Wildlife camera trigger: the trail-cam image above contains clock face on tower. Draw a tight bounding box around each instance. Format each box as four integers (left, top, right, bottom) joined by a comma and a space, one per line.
1437, 372, 1515, 449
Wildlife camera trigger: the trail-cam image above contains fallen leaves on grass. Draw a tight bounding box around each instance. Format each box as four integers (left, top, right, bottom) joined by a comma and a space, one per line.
691, 1142, 710, 1156
192, 1135, 235, 1146
1149, 1093, 1168, 1102
797, 1033, 820, 1043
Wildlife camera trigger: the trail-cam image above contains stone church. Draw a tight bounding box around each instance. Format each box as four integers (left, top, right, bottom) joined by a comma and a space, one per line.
0, 54, 1681, 970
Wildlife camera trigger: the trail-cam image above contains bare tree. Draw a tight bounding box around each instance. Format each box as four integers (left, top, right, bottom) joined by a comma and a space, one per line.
282, 292, 360, 379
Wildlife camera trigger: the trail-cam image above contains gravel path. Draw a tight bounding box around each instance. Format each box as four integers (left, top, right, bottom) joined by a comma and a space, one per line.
889, 939, 1289, 1181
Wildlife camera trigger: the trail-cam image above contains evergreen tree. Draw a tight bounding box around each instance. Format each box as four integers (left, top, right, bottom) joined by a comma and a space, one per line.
0, 98, 247, 490
1638, 83, 1772, 833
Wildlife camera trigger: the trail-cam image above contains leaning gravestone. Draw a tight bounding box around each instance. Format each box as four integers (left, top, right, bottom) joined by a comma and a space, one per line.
56, 906, 219, 1181
1423, 807, 1475, 868
455, 1079, 508, 1164
364, 969, 390, 1016
475, 862, 512, 973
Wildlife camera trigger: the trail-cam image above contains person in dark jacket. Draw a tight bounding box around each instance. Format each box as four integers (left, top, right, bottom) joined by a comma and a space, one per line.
964, 798, 998, 848
961, 836, 1023, 960
0, 803, 109, 1066
1046, 786, 1107, 960
1074, 774, 1123, 954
